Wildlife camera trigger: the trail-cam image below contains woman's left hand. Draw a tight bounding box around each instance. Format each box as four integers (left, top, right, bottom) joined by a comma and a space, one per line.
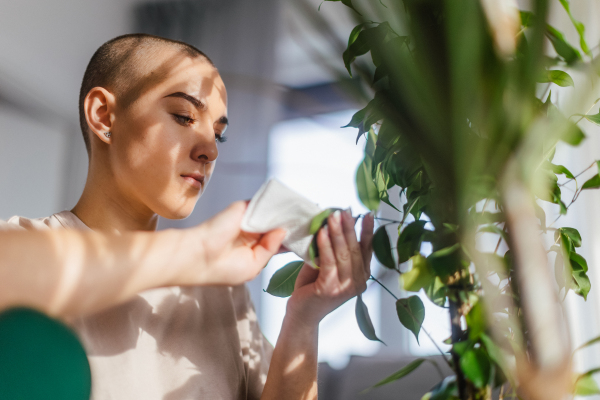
285, 209, 374, 326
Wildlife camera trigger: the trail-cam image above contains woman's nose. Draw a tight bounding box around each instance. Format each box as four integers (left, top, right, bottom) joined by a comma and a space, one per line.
190, 127, 219, 163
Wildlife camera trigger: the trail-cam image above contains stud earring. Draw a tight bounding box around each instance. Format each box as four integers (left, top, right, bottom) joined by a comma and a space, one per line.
104, 131, 111, 138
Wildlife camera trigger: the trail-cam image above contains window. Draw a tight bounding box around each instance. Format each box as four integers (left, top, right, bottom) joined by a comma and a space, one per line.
262, 110, 381, 369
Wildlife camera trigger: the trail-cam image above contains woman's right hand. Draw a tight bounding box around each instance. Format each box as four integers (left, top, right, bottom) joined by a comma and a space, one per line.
177, 201, 286, 287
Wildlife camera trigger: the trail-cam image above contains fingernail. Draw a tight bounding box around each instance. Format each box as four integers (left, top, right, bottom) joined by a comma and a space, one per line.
332, 210, 341, 225
344, 207, 352, 219
322, 225, 329, 235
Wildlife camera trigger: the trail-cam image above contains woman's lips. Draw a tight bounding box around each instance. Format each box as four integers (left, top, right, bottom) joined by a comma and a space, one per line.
181, 174, 204, 190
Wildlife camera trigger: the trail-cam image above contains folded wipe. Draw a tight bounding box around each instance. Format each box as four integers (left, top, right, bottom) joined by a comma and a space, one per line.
241, 179, 323, 267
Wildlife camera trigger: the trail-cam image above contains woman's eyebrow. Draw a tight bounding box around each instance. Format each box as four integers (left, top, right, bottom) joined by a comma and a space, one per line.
164, 92, 204, 109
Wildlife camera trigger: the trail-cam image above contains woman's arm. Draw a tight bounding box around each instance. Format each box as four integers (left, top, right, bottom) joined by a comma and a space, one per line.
0, 201, 286, 319
261, 209, 374, 400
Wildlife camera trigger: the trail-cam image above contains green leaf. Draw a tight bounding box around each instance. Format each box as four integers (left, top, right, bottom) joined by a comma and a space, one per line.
425, 277, 447, 307
342, 107, 366, 129
582, 161, 600, 190
397, 221, 427, 263
545, 162, 575, 179
465, 301, 485, 340
265, 261, 304, 297
480, 333, 513, 386
559, 227, 582, 247
572, 268, 591, 300
546, 25, 582, 64
402, 254, 435, 292
370, 358, 425, 388
538, 70, 574, 87
460, 348, 492, 388
309, 208, 339, 235
574, 373, 600, 396
355, 294, 384, 343
356, 158, 380, 211
373, 225, 395, 269
558, 0, 590, 55
396, 295, 425, 343
428, 244, 464, 283
578, 112, 600, 126
582, 175, 600, 189
423, 376, 458, 400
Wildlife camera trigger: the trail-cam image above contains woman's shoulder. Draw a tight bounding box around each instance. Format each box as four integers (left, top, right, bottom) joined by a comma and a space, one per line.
0, 211, 86, 231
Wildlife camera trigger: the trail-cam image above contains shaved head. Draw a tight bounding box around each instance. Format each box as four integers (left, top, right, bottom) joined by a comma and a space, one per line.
78, 33, 214, 154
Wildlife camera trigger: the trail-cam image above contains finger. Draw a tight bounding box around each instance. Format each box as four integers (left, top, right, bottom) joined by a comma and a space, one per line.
341, 208, 367, 292
316, 226, 339, 290
252, 228, 287, 266
327, 210, 352, 283
360, 212, 375, 279
276, 244, 290, 254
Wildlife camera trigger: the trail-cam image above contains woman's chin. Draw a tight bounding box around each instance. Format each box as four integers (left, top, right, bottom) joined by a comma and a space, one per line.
155, 203, 197, 221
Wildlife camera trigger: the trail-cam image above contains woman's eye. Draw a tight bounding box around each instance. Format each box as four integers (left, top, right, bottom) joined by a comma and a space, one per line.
172, 114, 195, 126
215, 134, 228, 144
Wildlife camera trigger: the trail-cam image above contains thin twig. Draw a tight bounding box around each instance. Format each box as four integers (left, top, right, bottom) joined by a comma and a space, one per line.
369, 275, 452, 368
558, 161, 595, 187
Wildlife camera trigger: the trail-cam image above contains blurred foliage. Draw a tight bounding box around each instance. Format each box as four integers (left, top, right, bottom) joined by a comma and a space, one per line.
266, 0, 600, 398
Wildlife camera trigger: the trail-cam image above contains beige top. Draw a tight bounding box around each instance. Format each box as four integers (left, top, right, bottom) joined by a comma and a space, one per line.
1, 211, 273, 400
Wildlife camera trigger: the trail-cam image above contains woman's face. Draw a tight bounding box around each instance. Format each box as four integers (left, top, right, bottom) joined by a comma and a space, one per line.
109, 53, 228, 220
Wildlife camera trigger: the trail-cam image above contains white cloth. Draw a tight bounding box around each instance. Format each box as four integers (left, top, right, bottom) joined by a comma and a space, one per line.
241, 179, 323, 267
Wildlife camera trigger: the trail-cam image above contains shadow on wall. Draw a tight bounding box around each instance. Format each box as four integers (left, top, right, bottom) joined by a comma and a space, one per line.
318, 355, 452, 400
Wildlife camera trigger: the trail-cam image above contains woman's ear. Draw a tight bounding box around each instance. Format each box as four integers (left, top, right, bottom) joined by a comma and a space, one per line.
84, 87, 116, 144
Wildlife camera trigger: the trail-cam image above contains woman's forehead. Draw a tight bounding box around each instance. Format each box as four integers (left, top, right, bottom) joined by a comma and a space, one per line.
156, 58, 226, 103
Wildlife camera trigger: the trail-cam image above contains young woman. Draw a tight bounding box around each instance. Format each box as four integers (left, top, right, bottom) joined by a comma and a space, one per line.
0, 33, 374, 399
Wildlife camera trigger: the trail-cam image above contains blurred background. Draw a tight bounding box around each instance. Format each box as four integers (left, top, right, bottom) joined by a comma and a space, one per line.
1, 0, 600, 398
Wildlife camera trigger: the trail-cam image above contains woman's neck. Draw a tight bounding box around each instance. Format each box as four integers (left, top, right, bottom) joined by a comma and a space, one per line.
71, 168, 159, 232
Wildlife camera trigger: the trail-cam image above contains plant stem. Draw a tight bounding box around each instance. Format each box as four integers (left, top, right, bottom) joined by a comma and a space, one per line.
449, 298, 468, 400
558, 161, 595, 187
369, 275, 452, 367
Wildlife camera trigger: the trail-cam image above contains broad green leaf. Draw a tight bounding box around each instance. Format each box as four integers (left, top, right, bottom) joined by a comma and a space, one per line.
397, 221, 427, 263
465, 301, 485, 340
545, 161, 575, 179
582, 175, 600, 189
355, 294, 384, 343
265, 261, 304, 297
460, 348, 492, 388
342, 107, 366, 129
396, 296, 425, 343
538, 70, 574, 87
480, 333, 513, 386
375, 165, 400, 211
356, 158, 380, 211
558, 0, 590, 54
578, 112, 600, 126
546, 25, 582, 64
574, 373, 600, 396
559, 227, 582, 247
428, 244, 465, 283
582, 161, 600, 190
370, 358, 425, 389
402, 254, 435, 292
572, 268, 591, 300
425, 277, 447, 307
373, 225, 395, 269
309, 208, 339, 235
423, 376, 458, 400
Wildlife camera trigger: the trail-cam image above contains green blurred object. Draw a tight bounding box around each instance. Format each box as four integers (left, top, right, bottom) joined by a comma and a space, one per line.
0, 307, 91, 400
